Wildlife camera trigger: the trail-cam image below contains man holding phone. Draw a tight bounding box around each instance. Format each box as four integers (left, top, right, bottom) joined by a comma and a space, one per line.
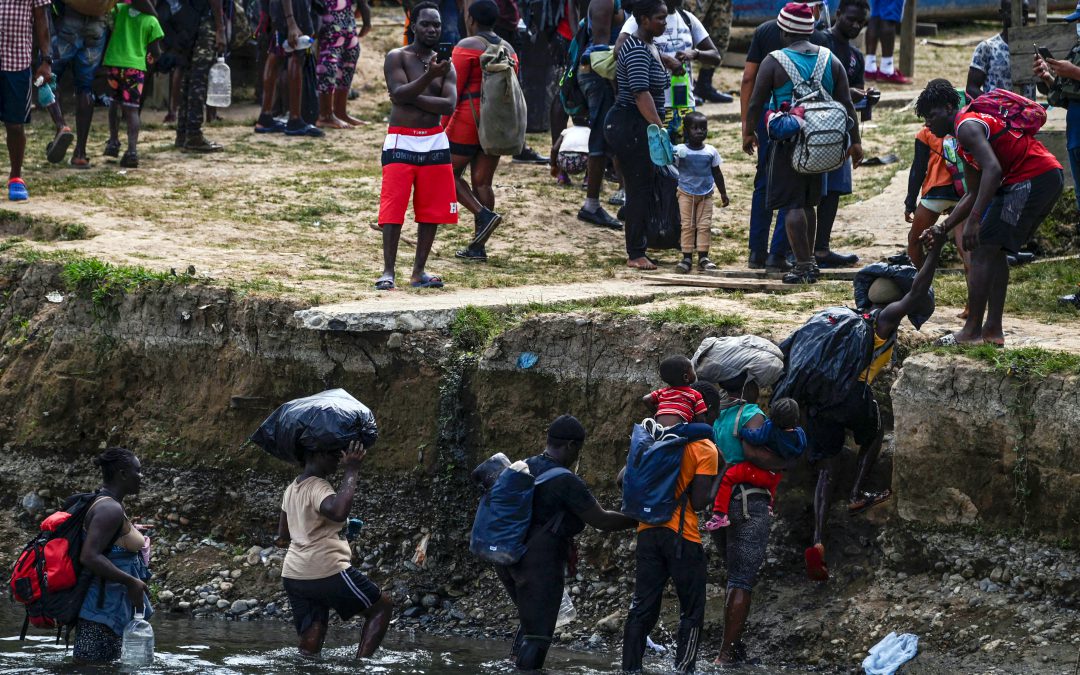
376, 2, 458, 291
966, 0, 1036, 101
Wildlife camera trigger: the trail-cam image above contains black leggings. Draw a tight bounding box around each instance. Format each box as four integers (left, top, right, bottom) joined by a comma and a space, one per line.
622, 527, 707, 673
494, 533, 567, 671
604, 106, 653, 259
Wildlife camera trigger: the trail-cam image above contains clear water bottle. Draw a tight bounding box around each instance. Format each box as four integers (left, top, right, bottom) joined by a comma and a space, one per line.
555, 589, 576, 628
120, 610, 154, 667
283, 35, 314, 53
206, 57, 232, 108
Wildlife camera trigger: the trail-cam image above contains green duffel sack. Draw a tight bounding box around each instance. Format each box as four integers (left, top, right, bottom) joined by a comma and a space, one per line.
64, 0, 119, 17
589, 49, 617, 80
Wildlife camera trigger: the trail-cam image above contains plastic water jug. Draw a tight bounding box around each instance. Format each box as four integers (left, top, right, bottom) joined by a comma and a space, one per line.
206, 57, 232, 108
555, 589, 576, 628
283, 35, 314, 53
120, 610, 154, 667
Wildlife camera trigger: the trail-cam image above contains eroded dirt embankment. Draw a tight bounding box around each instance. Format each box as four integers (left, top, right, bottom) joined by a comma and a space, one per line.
0, 259, 1077, 673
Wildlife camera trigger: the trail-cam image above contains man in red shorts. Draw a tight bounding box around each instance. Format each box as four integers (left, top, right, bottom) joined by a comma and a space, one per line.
376, 1, 457, 290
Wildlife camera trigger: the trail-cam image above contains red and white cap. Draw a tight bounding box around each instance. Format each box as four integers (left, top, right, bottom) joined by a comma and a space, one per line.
777, 2, 817, 34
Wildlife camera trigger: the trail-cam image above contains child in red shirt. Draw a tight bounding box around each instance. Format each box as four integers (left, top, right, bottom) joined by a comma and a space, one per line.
641, 355, 707, 427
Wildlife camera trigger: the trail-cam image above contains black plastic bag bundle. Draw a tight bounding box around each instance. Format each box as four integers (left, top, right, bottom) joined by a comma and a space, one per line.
772, 307, 873, 413
852, 262, 935, 329
250, 389, 378, 464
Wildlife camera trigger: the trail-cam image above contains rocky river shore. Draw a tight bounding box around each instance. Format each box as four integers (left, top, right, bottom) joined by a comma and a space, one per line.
2, 449, 1077, 673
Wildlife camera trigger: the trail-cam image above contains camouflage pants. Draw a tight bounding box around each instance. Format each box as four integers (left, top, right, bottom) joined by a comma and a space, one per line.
177, 14, 216, 140
693, 0, 732, 63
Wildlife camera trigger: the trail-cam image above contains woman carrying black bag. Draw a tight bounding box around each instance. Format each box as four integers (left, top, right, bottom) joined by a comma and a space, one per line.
604, 0, 669, 270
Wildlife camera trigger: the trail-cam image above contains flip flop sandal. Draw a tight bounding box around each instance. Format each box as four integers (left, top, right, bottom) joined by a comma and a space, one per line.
70, 156, 92, 170
374, 277, 395, 291
410, 273, 444, 289
804, 544, 829, 581
254, 120, 287, 134
47, 128, 74, 164
935, 333, 959, 347
284, 123, 325, 138
849, 489, 892, 516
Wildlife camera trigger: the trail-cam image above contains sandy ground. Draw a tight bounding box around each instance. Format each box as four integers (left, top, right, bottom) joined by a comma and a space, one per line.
3, 11, 1079, 348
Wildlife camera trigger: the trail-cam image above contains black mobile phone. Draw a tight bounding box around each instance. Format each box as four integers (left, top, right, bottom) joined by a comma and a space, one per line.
1036, 44, 1054, 60
435, 42, 454, 63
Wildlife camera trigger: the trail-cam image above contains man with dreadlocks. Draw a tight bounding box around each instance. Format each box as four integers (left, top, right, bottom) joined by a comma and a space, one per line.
915, 78, 1063, 346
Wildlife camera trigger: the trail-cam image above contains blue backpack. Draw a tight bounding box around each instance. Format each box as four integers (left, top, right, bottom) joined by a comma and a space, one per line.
469, 464, 572, 565
621, 421, 714, 528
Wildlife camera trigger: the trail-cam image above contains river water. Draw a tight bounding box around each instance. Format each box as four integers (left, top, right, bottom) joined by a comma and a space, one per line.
0, 603, 624, 674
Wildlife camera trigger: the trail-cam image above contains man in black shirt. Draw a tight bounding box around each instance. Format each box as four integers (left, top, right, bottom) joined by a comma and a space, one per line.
814, 0, 871, 269
494, 415, 636, 671
740, 1, 828, 272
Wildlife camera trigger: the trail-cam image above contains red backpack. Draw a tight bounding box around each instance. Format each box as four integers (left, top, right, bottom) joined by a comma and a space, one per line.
964, 89, 1047, 137
8, 492, 112, 640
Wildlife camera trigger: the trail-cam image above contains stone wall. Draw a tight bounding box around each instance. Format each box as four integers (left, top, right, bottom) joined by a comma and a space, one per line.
891, 353, 1080, 537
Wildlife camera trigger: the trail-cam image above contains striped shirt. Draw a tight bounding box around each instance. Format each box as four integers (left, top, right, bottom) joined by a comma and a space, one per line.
615, 34, 669, 115
0, 0, 51, 72
649, 386, 707, 423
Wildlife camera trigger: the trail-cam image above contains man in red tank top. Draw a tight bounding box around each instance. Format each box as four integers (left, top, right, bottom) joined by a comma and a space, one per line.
915, 79, 1063, 346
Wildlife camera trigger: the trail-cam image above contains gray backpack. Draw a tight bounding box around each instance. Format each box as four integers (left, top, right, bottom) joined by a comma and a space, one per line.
769, 48, 851, 175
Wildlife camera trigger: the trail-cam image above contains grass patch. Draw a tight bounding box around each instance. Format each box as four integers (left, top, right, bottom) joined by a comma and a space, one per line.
450, 305, 510, 353
61, 257, 194, 313
0, 209, 91, 241
934, 258, 1080, 320
922, 343, 1080, 378
646, 303, 746, 329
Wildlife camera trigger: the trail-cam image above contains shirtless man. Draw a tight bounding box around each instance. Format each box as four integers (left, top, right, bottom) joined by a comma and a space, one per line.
376, 2, 457, 290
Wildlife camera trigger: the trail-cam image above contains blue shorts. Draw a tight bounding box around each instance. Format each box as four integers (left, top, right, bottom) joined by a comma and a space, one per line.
871, 0, 904, 23
0, 69, 32, 125
51, 11, 107, 93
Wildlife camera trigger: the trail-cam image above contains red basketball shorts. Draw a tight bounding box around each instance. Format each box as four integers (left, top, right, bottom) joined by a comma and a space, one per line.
378, 126, 458, 226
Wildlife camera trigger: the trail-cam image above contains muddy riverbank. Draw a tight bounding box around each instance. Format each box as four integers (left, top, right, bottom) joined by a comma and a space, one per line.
0, 259, 1077, 672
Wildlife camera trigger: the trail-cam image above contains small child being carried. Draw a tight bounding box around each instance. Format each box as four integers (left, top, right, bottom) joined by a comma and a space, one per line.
704, 397, 805, 530
641, 355, 707, 427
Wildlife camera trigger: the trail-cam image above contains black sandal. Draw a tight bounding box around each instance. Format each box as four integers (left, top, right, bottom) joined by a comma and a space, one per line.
104, 139, 121, 158
119, 150, 138, 168
782, 263, 818, 285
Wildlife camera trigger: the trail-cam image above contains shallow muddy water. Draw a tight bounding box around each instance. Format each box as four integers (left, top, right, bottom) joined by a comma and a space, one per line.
0, 603, 626, 675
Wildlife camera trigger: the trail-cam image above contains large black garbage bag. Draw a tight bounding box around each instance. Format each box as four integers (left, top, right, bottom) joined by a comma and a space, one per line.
250, 389, 378, 464
772, 307, 873, 412
852, 262, 935, 329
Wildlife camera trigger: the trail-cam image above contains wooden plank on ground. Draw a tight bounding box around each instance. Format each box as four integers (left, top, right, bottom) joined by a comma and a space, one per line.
702, 267, 967, 281
647, 275, 811, 292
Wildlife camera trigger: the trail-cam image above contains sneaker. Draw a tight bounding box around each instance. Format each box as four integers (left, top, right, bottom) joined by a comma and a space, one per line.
864, 69, 879, 81
512, 147, 548, 164
1007, 252, 1035, 266
815, 250, 859, 268
748, 251, 767, 269
455, 246, 488, 262
471, 208, 503, 247
703, 514, 730, 531
577, 206, 621, 229
783, 263, 818, 284
608, 189, 626, 206
1059, 287, 1080, 308
765, 253, 791, 272
878, 69, 911, 85
887, 251, 912, 266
